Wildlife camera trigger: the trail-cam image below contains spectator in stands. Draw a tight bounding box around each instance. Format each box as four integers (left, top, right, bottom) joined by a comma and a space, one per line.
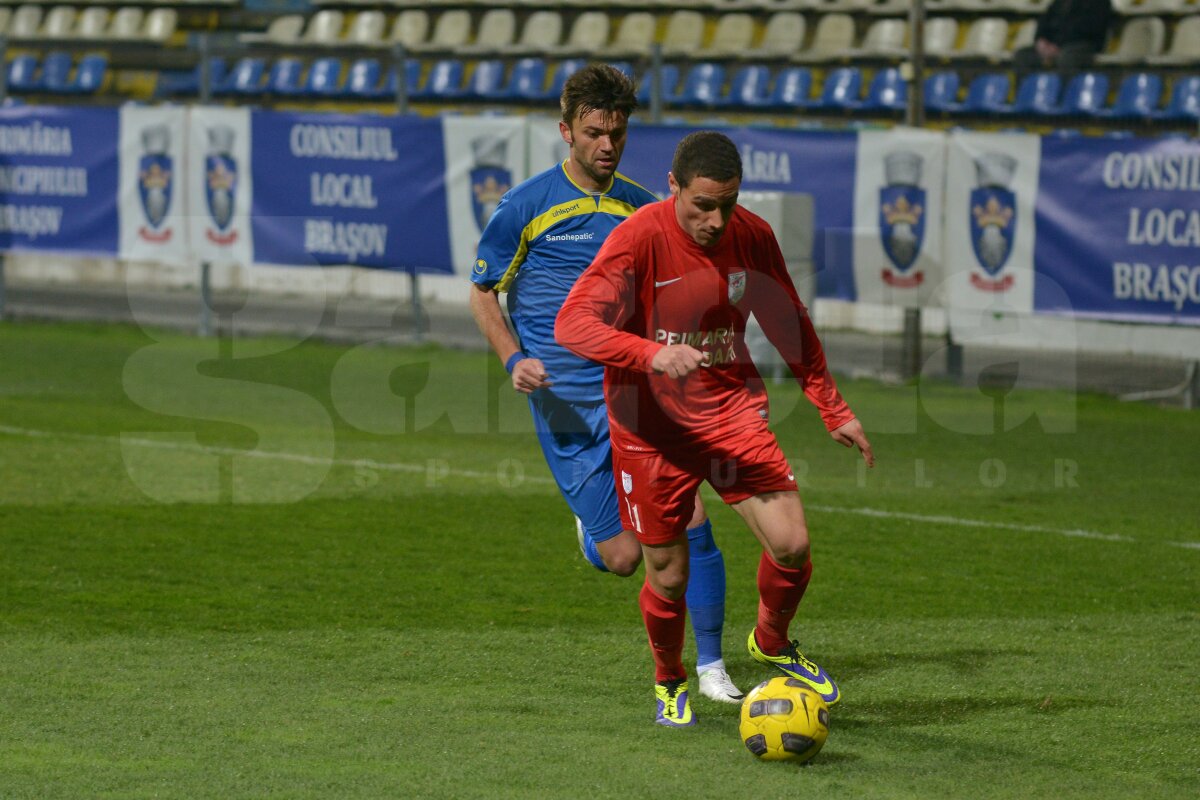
1013, 0, 1115, 76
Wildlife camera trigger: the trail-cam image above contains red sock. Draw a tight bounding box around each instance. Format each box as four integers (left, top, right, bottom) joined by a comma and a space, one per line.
754, 553, 813, 655
639, 581, 687, 682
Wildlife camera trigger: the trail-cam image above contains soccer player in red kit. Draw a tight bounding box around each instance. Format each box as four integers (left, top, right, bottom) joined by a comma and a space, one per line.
556, 131, 874, 727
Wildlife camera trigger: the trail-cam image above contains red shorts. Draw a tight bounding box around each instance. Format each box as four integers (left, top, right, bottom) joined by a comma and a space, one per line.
613, 425, 798, 545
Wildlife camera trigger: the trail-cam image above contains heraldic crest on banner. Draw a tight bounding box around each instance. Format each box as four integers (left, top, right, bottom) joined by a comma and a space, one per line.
204, 124, 239, 245
470, 136, 511, 231
970, 152, 1018, 292
138, 124, 173, 242
879, 151, 926, 288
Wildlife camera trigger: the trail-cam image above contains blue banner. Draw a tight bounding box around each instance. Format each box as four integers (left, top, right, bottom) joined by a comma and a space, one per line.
1035, 136, 1200, 325
0, 106, 119, 256
249, 111, 454, 273
620, 124, 859, 301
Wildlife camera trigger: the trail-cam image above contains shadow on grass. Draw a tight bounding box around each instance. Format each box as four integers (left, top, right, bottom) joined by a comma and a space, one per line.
834, 646, 1035, 679
836, 695, 1104, 729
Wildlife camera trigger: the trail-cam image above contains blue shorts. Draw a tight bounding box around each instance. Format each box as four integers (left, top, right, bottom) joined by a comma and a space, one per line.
528, 391, 623, 543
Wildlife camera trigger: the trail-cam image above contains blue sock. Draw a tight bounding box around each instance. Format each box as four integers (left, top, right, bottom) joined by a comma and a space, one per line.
577, 520, 609, 572
685, 519, 726, 672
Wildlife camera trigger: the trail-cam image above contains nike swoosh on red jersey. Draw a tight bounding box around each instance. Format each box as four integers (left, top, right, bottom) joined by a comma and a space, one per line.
654, 277, 683, 288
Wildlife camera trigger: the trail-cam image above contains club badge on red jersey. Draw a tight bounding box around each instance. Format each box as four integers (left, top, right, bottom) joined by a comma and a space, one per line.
728, 271, 746, 303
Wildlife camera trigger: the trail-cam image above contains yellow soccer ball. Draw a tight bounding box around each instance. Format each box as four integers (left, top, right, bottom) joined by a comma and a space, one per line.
738, 676, 830, 763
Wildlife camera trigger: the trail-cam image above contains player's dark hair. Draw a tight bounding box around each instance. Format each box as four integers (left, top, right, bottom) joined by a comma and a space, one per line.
671, 131, 743, 188
560, 64, 638, 126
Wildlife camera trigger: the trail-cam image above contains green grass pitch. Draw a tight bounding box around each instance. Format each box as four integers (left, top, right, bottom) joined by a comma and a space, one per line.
0, 320, 1196, 799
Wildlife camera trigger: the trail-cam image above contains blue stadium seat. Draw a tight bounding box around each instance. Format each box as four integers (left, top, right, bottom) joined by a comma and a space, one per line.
463, 59, 507, 102
507, 57, 547, 103
306, 58, 343, 97
1155, 75, 1200, 121
815, 67, 863, 111
417, 59, 466, 101
1051, 72, 1109, 116
1009, 72, 1061, 115
766, 66, 814, 111
267, 58, 305, 97
218, 57, 266, 98
155, 58, 226, 99
542, 59, 585, 103
637, 64, 681, 107
40, 51, 73, 94
719, 65, 772, 110
346, 58, 383, 99
961, 73, 1011, 113
1094, 72, 1162, 118
861, 67, 907, 111
71, 54, 106, 95
8, 55, 40, 93
924, 71, 960, 113
676, 63, 725, 109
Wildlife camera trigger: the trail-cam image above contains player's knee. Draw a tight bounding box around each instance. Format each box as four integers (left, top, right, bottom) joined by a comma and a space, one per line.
604, 551, 641, 577
767, 530, 810, 568
655, 565, 689, 598
599, 534, 642, 577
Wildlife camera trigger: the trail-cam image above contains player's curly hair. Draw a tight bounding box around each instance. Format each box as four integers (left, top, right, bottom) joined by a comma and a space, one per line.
671, 131, 743, 188
560, 64, 638, 126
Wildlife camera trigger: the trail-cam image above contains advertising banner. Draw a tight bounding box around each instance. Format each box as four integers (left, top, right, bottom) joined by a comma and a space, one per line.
188, 106, 254, 267
0, 105, 119, 256
119, 105, 188, 265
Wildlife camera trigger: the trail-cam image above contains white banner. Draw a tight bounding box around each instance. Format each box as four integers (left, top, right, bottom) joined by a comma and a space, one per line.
187, 106, 253, 267
852, 127, 946, 308
119, 105, 188, 265
441, 115, 528, 272
945, 131, 1042, 316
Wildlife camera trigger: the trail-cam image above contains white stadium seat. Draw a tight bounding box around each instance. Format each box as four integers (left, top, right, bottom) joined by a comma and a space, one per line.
951, 17, 1010, 60
345, 11, 385, 47
409, 10, 471, 53
108, 8, 145, 41
547, 11, 609, 55
1148, 14, 1200, 63
661, 10, 706, 57
853, 18, 908, 58
924, 17, 960, 59
503, 11, 564, 55
793, 13, 856, 62
600, 12, 655, 57
702, 13, 757, 59
459, 8, 517, 54
142, 8, 177, 43
754, 12, 807, 60
390, 10, 430, 51
1096, 15, 1167, 63
239, 14, 302, 45
76, 8, 109, 39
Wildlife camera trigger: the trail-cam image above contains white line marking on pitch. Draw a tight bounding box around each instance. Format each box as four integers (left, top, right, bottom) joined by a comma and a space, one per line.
2, 424, 1196, 551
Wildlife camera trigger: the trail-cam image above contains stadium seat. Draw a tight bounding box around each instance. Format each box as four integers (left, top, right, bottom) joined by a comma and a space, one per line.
542, 59, 585, 104
71, 53, 105, 95
662, 11, 706, 58
1008, 71, 1062, 114
504, 11, 563, 55
416, 58, 466, 101
862, 0, 912, 13
924, 70, 962, 112
718, 64, 773, 110
1052, 72, 1111, 115
766, 66, 815, 111
0, 9, 10, 36
637, 64, 681, 107
461, 59, 507, 101
1154, 75, 1200, 120
218, 57, 266, 98
241, 14, 301, 45
601, 12, 655, 58
390, 10, 429, 51
1001, 0, 1052, 11
266, 58, 305, 96
142, 9, 176, 43
8, 54, 40, 92
1149, 15, 1200, 65
76, 8, 109, 40
410, 10, 471, 54
852, 18, 908, 58
861, 67, 908, 111
305, 58, 343, 97
702, 13, 756, 59
345, 11, 385, 48
815, 67, 864, 110
952, 17, 1010, 61
109, 8, 146, 41
547, 11, 609, 56
346, 58, 383, 99
794, 14, 856, 62
962, 73, 1012, 112
924, 18, 960, 59
755, 12, 806, 60
1112, 0, 1183, 14
1008, 18, 1038, 58
506, 57, 548, 102
676, 62, 726, 109
368, 59, 422, 103
39, 6, 76, 40
1094, 72, 1163, 117
40, 51, 72, 92
459, 9, 516, 55
303, 11, 345, 46
9, 6, 43, 39
155, 57, 226, 99
1096, 16, 1167, 63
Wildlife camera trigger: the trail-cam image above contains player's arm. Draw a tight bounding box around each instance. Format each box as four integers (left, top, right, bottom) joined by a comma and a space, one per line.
468, 283, 550, 394
556, 232, 703, 376
750, 233, 874, 466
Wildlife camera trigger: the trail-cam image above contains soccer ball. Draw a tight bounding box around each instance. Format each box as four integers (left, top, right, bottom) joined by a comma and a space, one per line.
738, 676, 830, 763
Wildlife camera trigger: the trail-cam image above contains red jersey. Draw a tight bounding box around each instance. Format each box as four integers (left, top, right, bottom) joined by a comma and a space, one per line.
555, 197, 854, 454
